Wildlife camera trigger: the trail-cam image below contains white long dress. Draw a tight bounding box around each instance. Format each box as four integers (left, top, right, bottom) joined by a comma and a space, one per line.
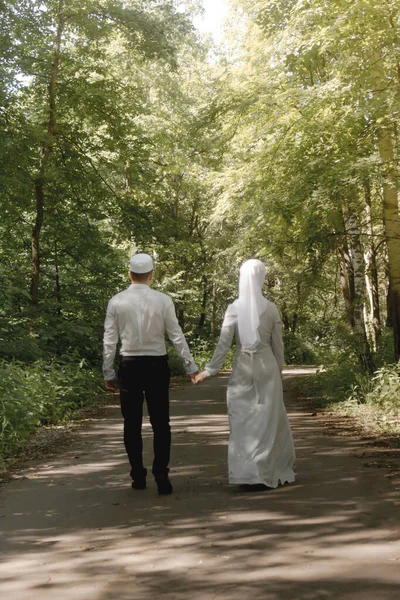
204, 300, 296, 487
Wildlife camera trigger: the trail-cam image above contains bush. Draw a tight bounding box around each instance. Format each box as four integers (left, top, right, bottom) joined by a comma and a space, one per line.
291, 356, 400, 435
0, 358, 103, 463
290, 352, 362, 407
190, 336, 236, 371
168, 335, 236, 376
190, 337, 219, 370
349, 362, 400, 409
167, 347, 187, 376
283, 332, 318, 365
0, 319, 45, 363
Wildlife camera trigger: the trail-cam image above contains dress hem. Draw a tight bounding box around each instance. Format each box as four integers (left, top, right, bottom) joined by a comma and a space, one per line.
229, 471, 295, 489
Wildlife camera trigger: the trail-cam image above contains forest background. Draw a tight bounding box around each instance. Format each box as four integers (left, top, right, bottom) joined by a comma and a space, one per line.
1, 0, 400, 465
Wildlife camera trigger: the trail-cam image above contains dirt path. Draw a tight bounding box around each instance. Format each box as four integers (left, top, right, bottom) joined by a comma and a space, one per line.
1, 370, 399, 600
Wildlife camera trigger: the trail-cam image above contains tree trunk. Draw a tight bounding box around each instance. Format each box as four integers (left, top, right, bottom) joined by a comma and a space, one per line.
370, 54, 400, 359
386, 270, 393, 328
334, 208, 356, 327
30, 0, 65, 307
338, 249, 355, 328
281, 304, 290, 331
30, 178, 44, 307
54, 239, 61, 314
178, 307, 185, 330
292, 281, 301, 334
211, 280, 217, 339
338, 214, 356, 330
376, 128, 400, 359
198, 274, 208, 329
345, 210, 374, 372
363, 181, 381, 350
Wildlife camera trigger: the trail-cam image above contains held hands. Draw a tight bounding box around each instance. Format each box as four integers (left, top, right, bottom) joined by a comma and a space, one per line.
195, 371, 207, 384
190, 371, 200, 385
190, 371, 207, 385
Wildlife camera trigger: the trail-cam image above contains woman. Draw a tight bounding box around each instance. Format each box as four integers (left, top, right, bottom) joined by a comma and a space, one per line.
196, 259, 295, 488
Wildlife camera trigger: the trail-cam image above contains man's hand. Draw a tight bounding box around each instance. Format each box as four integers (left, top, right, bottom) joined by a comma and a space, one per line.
190, 371, 200, 385
104, 379, 118, 391
194, 371, 207, 385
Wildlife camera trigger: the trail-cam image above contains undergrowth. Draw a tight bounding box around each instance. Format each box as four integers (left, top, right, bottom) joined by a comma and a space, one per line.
292, 358, 400, 436
0, 358, 103, 467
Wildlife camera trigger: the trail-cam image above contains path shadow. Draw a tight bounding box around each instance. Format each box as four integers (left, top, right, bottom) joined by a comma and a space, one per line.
0, 374, 399, 599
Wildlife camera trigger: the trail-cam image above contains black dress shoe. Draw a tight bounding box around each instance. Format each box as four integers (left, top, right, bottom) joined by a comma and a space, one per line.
132, 478, 146, 490
156, 476, 173, 495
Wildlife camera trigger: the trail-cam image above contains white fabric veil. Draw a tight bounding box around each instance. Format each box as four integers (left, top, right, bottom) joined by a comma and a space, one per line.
223, 259, 268, 349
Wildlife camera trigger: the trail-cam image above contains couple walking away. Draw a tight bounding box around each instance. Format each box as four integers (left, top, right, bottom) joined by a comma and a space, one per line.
103, 254, 295, 495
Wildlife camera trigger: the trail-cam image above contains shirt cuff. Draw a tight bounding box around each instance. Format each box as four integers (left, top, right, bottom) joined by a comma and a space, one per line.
184, 362, 199, 375
203, 369, 211, 378
103, 368, 116, 381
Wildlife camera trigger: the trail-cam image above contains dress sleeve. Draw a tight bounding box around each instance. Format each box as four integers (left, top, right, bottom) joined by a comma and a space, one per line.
203, 324, 235, 377
164, 298, 198, 375
271, 314, 284, 373
103, 299, 119, 381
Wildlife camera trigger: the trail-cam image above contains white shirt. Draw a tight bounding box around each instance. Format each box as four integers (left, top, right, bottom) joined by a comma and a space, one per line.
103, 284, 198, 380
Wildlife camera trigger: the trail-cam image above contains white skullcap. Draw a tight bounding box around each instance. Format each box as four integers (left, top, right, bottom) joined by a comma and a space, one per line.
129, 253, 154, 274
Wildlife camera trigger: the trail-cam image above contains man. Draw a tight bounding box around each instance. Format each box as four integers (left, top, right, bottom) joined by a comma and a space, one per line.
103, 253, 199, 495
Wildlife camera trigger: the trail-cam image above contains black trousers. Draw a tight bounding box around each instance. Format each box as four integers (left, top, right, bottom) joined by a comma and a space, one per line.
118, 355, 171, 480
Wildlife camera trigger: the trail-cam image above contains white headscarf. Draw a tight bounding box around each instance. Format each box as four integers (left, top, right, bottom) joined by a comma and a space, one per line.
223, 259, 268, 349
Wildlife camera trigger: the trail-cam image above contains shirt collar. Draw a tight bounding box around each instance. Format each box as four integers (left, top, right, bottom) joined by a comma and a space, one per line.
129, 284, 150, 290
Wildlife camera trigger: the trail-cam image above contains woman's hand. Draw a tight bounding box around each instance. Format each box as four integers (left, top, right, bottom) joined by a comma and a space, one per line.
190, 371, 200, 384
194, 371, 207, 384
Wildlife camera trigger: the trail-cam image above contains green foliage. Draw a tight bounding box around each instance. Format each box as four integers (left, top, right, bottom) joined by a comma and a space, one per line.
2, 0, 400, 460
283, 332, 318, 365
292, 354, 400, 435
210, 0, 400, 365
169, 336, 235, 375
189, 336, 232, 371
348, 363, 400, 410
0, 359, 103, 464
292, 355, 362, 408
167, 347, 187, 376
0, 0, 224, 464
190, 337, 217, 369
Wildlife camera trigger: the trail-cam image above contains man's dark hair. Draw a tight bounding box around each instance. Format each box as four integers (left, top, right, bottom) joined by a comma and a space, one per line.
130, 270, 153, 283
